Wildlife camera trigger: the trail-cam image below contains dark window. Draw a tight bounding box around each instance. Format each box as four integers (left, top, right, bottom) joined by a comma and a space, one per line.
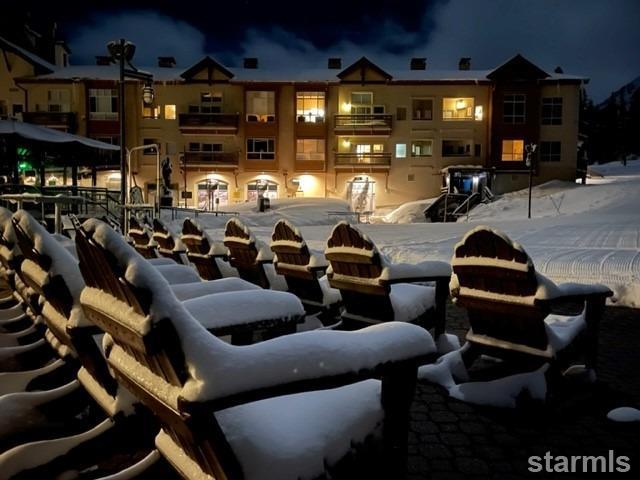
442, 140, 472, 157
12, 104, 23, 116
540, 141, 561, 162
247, 138, 275, 160
188, 142, 200, 152
541, 97, 563, 125
396, 107, 407, 121
142, 139, 159, 155
474, 144, 481, 156
503, 94, 526, 124
412, 99, 433, 120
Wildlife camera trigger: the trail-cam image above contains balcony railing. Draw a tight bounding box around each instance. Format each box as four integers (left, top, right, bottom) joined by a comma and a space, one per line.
334, 152, 391, 166
182, 151, 239, 166
334, 114, 392, 132
22, 112, 76, 131
178, 113, 239, 130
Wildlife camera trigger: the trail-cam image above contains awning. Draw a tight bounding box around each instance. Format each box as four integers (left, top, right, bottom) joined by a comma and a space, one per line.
0, 119, 119, 151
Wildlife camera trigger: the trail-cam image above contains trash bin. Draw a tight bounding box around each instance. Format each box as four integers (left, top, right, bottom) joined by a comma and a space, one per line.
258, 197, 271, 212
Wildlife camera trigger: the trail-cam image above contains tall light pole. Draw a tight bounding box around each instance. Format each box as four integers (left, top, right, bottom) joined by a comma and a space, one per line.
525, 143, 537, 219
106, 39, 154, 229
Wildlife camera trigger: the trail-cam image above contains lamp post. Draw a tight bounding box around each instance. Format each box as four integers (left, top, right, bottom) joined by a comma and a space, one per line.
106, 39, 154, 229
525, 143, 537, 219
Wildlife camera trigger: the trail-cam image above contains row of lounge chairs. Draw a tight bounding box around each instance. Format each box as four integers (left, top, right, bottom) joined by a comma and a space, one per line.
0, 208, 612, 479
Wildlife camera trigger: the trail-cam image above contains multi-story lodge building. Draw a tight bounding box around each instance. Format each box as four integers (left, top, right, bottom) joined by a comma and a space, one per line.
1, 38, 587, 211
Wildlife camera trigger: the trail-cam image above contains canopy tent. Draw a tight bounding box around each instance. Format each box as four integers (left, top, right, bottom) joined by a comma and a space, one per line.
0, 119, 119, 151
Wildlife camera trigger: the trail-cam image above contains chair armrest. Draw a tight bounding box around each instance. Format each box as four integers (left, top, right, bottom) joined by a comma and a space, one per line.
178, 322, 436, 409
385, 260, 452, 284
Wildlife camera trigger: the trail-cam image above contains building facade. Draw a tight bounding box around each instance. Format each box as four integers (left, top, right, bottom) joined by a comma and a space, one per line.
1, 44, 587, 211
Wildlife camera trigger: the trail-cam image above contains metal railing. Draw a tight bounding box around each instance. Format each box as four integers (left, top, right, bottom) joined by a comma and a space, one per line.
334, 152, 392, 166
182, 151, 239, 166
22, 112, 76, 131
162, 206, 240, 221
334, 114, 393, 130
178, 113, 239, 129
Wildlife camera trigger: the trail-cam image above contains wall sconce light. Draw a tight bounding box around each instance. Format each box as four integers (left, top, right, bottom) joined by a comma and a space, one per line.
342, 138, 351, 148
456, 99, 466, 110
341, 102, 352, 112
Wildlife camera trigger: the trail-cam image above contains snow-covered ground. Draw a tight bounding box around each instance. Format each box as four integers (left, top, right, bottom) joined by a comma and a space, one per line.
163, 160, 640, 308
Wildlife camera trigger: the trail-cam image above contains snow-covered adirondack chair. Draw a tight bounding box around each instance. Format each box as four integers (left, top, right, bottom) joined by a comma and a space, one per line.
181, 217, 236, 280
325, 221, 451, 334
127, 216, 158, 259
450, 226, 613, 375
151, 218, 189, 264
78, 217, 437, 480
270, 219, 341, 323
0, 211, 177, 478
77, 220, 304, 344
224, 217, 287, 290
0, 209, 55, 371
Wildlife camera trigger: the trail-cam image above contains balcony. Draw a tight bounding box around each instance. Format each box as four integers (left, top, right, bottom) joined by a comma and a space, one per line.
22, 112, 76, 132
178, 113, 239, 134
182, 151, 239, 169
334, 114, 392, 134
334, 152, 391, 168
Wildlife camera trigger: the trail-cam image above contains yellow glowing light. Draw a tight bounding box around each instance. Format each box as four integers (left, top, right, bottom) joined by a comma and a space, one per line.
474, 105, 483, 121
342, 138, 351, 148
341, 102, 352, 112
456, 99, 466, 110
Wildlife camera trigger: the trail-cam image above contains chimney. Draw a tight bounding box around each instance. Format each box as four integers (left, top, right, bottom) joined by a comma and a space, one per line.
158, 56, 176, 68
410, 58, 426, 70
95, 55, 112, 66
554, 66, 564, 74
243, 57, 258, 69
328, 58, 342, 69
458, 57, 471, 70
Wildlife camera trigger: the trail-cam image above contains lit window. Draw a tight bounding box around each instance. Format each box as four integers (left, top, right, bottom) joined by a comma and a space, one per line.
504, 94, 526, 124
89, 88, 117, 120
411, 140, 433, 157
474, 105, 483, 121
442, 98, 474, 120
350, 92, 373, 115
296, 92, 325, 123
395, 144, 407, 159
142, 105, 160, 119
165, 105, 176, 120
296, 139, 325, 161
501, 139, 525, 161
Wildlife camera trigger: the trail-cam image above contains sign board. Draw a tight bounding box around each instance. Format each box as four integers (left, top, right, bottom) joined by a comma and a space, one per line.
181, 191, 193, 199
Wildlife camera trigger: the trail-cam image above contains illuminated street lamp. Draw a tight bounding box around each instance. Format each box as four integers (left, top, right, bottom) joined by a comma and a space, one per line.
525, 143, 537, 219
106, 39, 155, 228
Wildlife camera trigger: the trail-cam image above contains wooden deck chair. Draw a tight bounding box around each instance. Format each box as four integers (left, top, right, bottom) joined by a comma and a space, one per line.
181, 217, 233, 280
325, 221, 450, 334
78, 220, 303, 344
450, 226, 613, 375
78, 217, 437, 479
224, 217, 285, 290
152, 218, 188, 264
127, 216, 158, 259
1, 211, 173, 478
270, 219, 341, 323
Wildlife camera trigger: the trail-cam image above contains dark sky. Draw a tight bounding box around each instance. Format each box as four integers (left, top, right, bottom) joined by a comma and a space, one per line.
11, 0, 640, 101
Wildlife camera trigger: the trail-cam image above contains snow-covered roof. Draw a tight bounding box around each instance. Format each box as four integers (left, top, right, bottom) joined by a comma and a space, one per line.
18, 56, 585, 84
0, 35, 56, 74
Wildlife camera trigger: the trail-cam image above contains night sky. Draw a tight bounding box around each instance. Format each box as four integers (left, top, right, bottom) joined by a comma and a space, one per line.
8, 0, 640, 101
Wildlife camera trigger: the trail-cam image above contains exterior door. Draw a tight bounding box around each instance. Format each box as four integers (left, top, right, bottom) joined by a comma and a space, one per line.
348, 176, 375, 212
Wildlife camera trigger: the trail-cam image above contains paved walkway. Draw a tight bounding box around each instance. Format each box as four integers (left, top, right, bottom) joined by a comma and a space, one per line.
406, 303, 640, 479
